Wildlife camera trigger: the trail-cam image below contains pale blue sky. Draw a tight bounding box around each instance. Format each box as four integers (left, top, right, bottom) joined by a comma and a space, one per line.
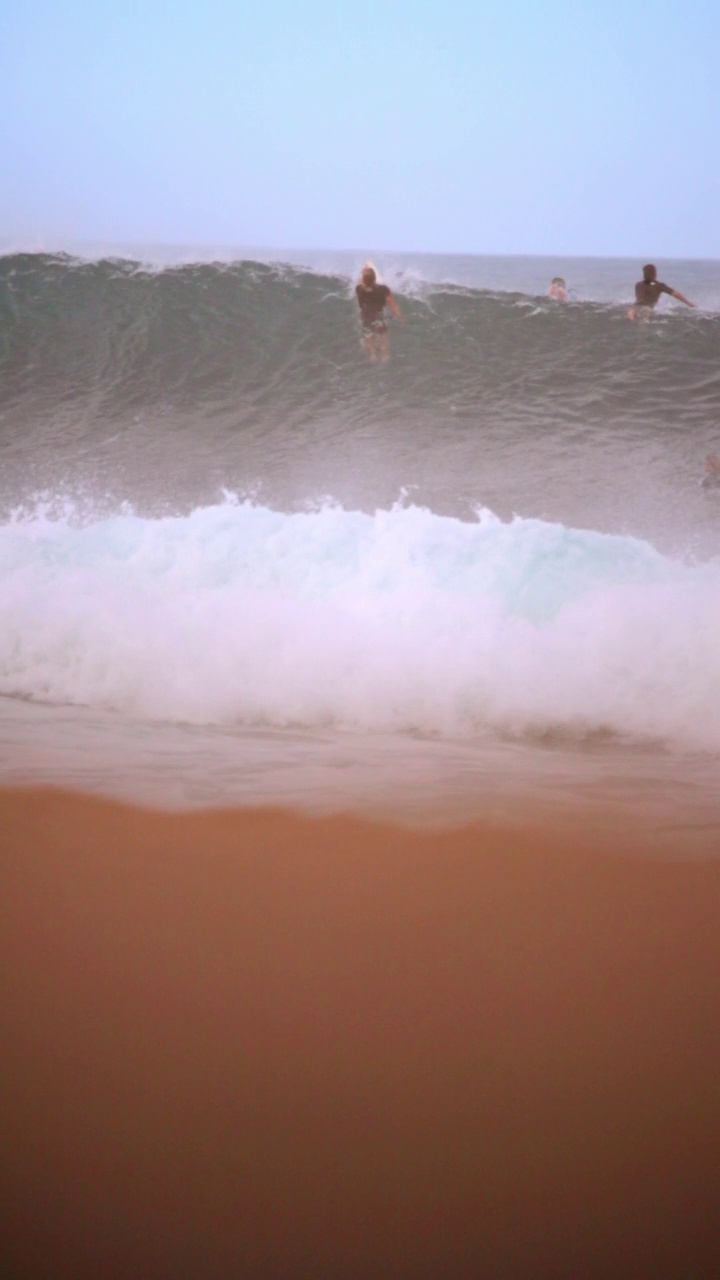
2, 0, 718, 255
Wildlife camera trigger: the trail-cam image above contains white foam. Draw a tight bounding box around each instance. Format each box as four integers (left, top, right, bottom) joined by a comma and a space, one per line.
1, 497, 719, 750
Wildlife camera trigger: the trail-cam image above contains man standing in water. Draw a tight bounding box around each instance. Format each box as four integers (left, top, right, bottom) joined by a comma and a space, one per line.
628, 263, 696, 320
355, 264, 403, 363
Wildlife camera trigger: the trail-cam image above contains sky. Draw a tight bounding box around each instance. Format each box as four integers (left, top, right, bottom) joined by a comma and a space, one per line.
2, 0, 718, 257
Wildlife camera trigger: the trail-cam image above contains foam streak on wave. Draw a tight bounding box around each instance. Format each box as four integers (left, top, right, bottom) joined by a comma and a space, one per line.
1, 499, 718, 750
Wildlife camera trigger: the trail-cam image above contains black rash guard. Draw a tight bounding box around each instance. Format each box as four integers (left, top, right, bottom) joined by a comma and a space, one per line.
634, 279, 673, 308
356, 282, 391, 331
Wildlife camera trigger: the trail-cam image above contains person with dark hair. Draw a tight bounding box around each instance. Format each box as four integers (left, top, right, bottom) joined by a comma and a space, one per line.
355, 264, 403, 363
548, 276, 568, 301
628, 263, 695, 320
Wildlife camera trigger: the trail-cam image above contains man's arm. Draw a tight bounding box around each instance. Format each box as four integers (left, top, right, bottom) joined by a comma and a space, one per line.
387, 291, 404, 322
670, 288, 696, 308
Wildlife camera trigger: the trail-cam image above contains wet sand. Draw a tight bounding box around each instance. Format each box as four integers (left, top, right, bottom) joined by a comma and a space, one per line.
2, 788, 719, 1278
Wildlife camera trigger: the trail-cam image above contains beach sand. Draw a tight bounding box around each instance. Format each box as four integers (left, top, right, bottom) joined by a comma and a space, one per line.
2, 787, 719, 1277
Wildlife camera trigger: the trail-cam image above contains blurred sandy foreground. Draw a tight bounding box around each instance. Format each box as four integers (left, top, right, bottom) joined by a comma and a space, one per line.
2, 788, 719, 1278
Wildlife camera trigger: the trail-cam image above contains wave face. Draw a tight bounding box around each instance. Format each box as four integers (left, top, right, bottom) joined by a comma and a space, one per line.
2, 254, 718, 429
1, 252, 720, 554
2, 498, 719, 751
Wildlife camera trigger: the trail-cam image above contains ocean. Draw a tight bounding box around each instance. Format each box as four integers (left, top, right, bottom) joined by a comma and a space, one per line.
2, 246, 719, 838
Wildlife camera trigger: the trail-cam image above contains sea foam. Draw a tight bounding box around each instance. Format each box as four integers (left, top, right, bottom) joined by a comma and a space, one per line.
1, 498, 719, 749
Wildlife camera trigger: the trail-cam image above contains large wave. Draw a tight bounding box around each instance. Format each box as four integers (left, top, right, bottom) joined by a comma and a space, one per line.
2, 252, 718, 426
3, 251, 720, 565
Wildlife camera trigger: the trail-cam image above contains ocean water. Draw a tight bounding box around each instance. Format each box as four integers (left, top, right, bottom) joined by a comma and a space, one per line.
2, 246, 719, 833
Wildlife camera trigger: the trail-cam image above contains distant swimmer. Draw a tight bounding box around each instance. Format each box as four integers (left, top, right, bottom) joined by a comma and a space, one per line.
547, 276, 568, 301
355, 264, 403, 363
627, 263, 696, 321
702, 453, 720, 489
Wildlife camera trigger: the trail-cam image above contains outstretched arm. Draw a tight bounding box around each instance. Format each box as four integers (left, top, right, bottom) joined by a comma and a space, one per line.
671, 288, 695, 308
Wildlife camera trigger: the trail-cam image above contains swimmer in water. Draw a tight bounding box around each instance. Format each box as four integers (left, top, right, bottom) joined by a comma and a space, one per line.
547, 276, 568, 301
355, 264, 403, 363
627, 263, 696, 321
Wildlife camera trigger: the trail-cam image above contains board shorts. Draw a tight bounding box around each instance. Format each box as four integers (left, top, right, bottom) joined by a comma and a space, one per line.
362, 320, 387, 337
